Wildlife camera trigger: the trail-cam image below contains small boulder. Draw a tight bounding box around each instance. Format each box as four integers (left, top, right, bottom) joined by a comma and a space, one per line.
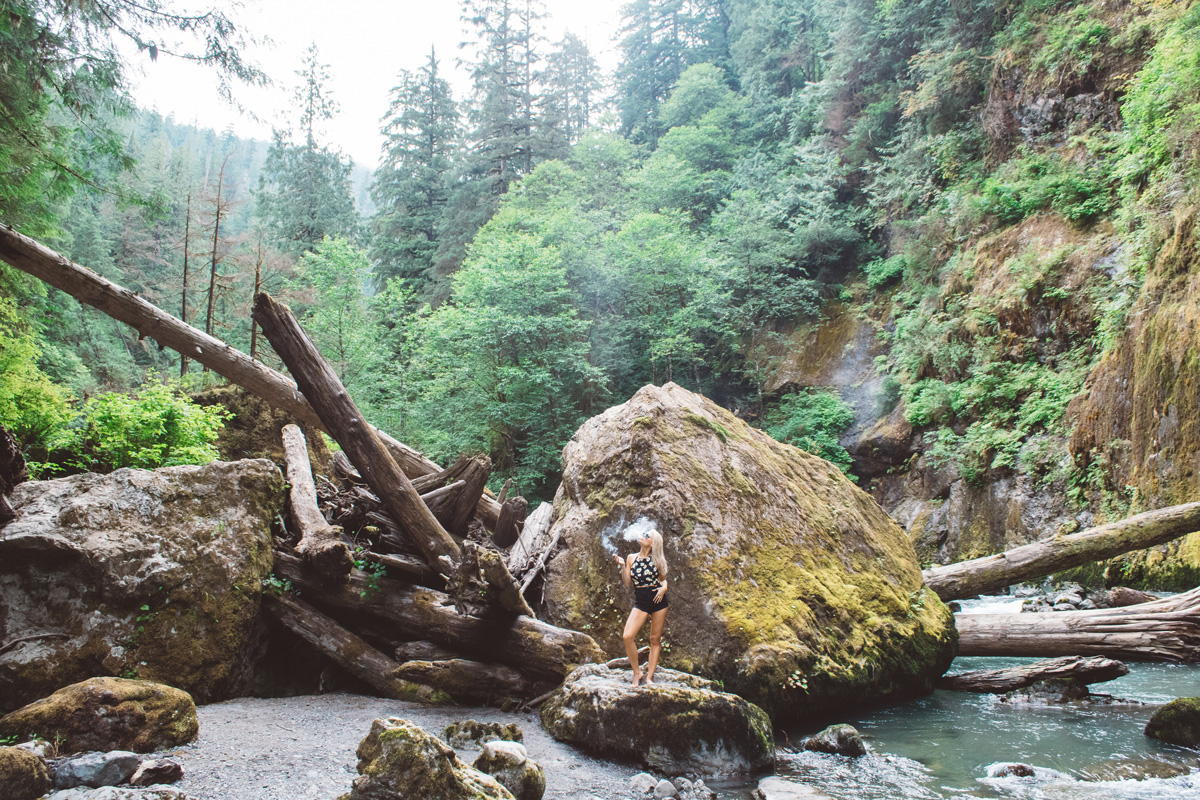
0, 745, 51, 800
754, 776, 836, 799
347, 717, 513, 800
1001, 678, 1090, 705
52, 751, 141, 789
631, 772, 658, 794
653, 778, 678, 798
673, 777, 715, 800
1144, 697, 1200, 747
43, 789, 196, 800
540, 663, 774, 776
801, 724, 868, 757
473, 741, 545, 800
987, 763, 1036, 778
0, 677, 198, 754
130, 759, 184, 786
442, 720, 523, 749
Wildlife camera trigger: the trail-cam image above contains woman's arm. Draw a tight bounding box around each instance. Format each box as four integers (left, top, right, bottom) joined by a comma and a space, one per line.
654, 577, 667, 602
614, 553, 632, 587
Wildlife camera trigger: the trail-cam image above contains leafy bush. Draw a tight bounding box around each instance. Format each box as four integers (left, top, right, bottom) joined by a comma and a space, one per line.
864, 254, 907, 289
0, 295, 77, 459
977, 150, 1114, 225
67, 380, 229, 472
765, 390, 856, 477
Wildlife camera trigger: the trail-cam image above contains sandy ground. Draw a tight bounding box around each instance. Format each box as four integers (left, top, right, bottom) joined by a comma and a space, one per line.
166, 693, 756, 800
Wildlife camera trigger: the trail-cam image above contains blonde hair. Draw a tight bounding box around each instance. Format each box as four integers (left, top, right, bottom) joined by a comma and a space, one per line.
649, 530, 668, 578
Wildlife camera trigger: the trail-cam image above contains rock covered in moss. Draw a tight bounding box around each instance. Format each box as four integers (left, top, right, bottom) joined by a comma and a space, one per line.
540, 663, 774, 776
473, 740, 545, 800
0, 745, 50, 800
0, 677, 197, 754
538, 383, 956, 722
443, 720, 524, 749
348, 717, 514, 800
0, 460, 285, 712
1144, 696, 1200, 747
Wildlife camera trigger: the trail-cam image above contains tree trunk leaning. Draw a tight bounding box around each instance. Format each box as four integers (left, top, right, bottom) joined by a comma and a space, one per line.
282, 424, 351, 580
253, 292, 461, 574
0, 224, 501, 527
923, 502, 1200, 601
392, 659, 546, 704
936, 656, 1129, 693
954, 587, 1200, 662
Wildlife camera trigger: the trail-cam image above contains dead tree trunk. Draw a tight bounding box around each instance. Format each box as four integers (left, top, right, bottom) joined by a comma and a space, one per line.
273, 552, 603, 680
0, 224, 501, 527
924, 502, 1200, 601
252, 292, 461, 574
393, 659, 545, 704
263, 593, 437, 701
281, 424, 351, 580
936, 656, 1129, 693
954, 587, 1200, 662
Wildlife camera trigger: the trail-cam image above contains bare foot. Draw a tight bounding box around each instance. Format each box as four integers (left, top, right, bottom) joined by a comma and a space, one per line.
631, 671, 642, 687
644, 674, 654, 685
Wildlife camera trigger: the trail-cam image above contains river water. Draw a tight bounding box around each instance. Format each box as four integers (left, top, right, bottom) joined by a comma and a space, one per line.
717, 596, 1200, 800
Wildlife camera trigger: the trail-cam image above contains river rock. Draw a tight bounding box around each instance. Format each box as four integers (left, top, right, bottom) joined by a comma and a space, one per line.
44, 789, 197, 800
0, 677, 198, 754
1144, 697, 1200, 747
753, 776, 836, 799
987, 763, 1036, 778
443, 720, 523, 748
343, 717, 514, 800
0, 460, 285, 712
51, 750, 141, 789
473, 741, 544, 800
801, 723, 868, 757
129, 758, 184, 786
540, 663, 774, 776
0, 745, 51, 800
538, 383, 955, 721
653, 778, 677, 798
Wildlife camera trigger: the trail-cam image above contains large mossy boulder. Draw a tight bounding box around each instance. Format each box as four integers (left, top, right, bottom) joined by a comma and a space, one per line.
538, 383, 956, 721
342, 717, 514, 800
540, 663, 774, 776
0, 677, 198, 754
0, 460, 285, 712
1144, 697, 1200, 747
0, 745, 51, 800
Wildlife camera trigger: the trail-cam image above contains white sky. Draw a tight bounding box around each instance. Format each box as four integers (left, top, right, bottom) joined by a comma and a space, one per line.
128, 0, 625, 169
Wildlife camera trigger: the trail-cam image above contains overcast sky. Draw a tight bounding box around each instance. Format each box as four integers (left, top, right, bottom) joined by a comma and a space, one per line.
129, 0, 625, 169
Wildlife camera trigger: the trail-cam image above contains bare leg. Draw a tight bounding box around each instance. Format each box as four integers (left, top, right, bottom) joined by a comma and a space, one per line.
645, 608, 668, 684
623, 608, 649, 686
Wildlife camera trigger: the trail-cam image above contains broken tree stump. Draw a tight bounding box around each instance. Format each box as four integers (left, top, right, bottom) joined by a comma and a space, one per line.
282, 424, 351, 580
923, 502, 1200, 601
253, 292, 461, 574
493, 496, 528, 549
936, 656, 1129, 693
955, 586, 1200, 662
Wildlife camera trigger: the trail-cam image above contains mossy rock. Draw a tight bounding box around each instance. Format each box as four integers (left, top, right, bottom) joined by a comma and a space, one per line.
0, 677, 197, 754
539, 383, 956, 723
443, 720, 524, 749
540, 663, 774, 776
350, 717, 514, 800
1144, 697, 1200, 747
0, 746, 50, 800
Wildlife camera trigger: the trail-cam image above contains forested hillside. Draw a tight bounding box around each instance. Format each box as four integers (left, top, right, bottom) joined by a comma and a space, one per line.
3, 0, 1200, 584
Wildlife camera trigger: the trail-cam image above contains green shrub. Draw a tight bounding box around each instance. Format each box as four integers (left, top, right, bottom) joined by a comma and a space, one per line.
764, 390, 856, 477
0, 295, 77, 462
864, 254, 907, 289
977, 150, 1114, 225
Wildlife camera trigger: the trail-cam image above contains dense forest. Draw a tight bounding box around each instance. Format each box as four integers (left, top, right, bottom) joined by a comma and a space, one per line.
3, 0, 1200, 528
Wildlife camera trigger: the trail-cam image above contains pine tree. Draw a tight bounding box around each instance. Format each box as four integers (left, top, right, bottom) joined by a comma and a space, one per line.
542, 32, 603, 146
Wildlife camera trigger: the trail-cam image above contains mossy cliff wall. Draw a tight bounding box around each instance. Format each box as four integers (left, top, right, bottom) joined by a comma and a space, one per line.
538, 383, 955, 722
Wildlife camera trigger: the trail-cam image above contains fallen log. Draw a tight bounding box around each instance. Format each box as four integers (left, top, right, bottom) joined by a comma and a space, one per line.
281, 424, 351, 580
955, 586, 1200, 662
392, 659, 545, 704
493, 496, 528, 549
262, 593, 437, 701
273, 551, 603, 680
253, 292, 461, 573
936, 656, 1129, 693
394, 641, 460, 662
370, 552, 445, 591
0, 224, 501, 528
924, 502, 1200, 601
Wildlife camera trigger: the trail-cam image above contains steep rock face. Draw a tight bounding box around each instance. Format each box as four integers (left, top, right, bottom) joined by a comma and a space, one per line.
538, 383, 956, 721
0, 460, 285, 712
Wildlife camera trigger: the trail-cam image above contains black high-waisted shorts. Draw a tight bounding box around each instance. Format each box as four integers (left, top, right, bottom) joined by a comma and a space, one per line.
634, 586, 668, 614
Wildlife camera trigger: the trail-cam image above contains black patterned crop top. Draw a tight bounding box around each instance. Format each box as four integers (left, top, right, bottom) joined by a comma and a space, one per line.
630, 555, 661, 588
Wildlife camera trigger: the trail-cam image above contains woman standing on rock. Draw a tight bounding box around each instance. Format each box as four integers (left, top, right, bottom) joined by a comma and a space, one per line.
614, 523, 669, 686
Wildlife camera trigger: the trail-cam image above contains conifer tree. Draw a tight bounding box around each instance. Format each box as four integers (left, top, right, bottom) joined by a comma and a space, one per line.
543, 32, 603, 146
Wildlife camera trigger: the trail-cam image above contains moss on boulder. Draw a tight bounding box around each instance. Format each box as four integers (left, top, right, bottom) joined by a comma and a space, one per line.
0, 677, 197, 753
539, 383, 956, 722
0, 746, 51, 800
1144, 696, 1200, 747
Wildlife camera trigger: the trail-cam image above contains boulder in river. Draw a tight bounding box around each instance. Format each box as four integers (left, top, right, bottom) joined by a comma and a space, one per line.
0, 745, 51, 800
753, 776, 836, 799
539, 663, 774, 776
800, 723, 868, 757
1144, 696, 1200, 747
0, 459, 285, 712
0, 677, 198, 754
538, 383, 956, 721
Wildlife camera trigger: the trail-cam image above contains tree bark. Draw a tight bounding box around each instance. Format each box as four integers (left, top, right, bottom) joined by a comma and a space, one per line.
282, 424, 351, 580
253, 292, 461, 573
936, 656, 1129, 693
954, 587, 1200, 662
393, 659, 546, 704
273, 551, 603, 680
923, 502, 1200, 601
493, 496, 528, 549
0, 224, 501, 526
370, 552, 445, 591
262, 593, 437, 701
